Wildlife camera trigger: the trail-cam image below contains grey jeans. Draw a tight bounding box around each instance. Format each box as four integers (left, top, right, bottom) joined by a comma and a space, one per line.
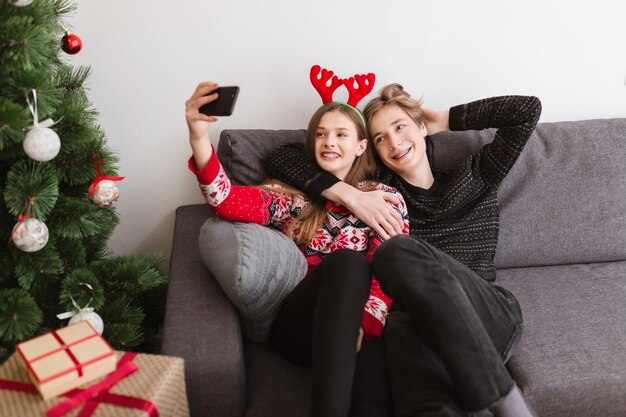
372, 235, 523, 417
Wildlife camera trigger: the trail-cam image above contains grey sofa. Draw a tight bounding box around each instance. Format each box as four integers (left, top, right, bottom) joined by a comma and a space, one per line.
162, 119, 626, 417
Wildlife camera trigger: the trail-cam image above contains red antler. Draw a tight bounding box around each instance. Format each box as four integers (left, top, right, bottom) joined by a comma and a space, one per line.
310, 65, 343, 103
343, 73, 376, 107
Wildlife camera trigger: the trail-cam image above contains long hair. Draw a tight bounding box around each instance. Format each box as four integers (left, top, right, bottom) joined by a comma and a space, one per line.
304, 103, 377, 186
261, 102, 378, 245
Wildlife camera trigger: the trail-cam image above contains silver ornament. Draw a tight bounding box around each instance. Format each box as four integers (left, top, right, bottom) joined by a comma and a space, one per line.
91, 180, 120, 208
69, 310, 104, 334
23, 127, 61, 162
12, 218, 49, 252
8, 0, 34, 6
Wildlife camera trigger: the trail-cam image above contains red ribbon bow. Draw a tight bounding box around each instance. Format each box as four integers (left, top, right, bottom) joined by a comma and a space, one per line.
89, 153, 124, 197
9, 214, 27, 243
0, 352, 158, 417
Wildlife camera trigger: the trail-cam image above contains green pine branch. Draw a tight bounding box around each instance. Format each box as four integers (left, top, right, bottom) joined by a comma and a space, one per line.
4, 159, 59, 220
13, 240, 64, 290
59, 268, 104, 312
0, 288, 43, 343
0, 98, 31, 150
55, 236, 86, 271
47, 195, 118, 240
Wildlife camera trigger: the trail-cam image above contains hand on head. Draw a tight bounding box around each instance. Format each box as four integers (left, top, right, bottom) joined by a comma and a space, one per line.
422, 108, 450, 136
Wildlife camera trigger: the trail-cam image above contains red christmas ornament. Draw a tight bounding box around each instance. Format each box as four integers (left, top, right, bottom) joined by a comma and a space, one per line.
61, 30, 82, 55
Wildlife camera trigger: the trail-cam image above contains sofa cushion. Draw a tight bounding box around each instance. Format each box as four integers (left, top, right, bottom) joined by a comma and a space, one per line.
217, 128, 489, 185
218, 119, 626, 268
495, 118, 626, 268
217, 129, 307, 186
497, 261, 626, 417
199, 217, 308, 342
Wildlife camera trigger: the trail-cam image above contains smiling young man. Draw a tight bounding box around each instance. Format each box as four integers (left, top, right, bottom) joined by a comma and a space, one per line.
368, 103, 442, 189
265, 84, 542, 417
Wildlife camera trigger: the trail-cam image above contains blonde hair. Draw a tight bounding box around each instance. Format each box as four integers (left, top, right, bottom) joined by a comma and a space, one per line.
260, 102, 378, 245
363, 83, 424, 130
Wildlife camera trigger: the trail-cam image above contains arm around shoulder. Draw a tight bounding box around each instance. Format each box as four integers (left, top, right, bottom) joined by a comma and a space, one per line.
264, 142, 340, 201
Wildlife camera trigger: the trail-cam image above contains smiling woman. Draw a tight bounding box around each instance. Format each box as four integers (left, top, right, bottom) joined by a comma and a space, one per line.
305, 101, 374, 187
313, 111, 368, 181
184, 66, 410, 417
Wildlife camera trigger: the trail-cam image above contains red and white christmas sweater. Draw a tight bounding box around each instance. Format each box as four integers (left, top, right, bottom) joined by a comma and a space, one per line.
189, 148, 410, 339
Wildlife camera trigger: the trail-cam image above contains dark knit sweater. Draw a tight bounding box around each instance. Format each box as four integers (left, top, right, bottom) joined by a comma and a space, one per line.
265, 96, 542, 282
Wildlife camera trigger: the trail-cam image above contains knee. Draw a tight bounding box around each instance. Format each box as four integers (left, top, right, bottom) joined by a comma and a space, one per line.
372, 235, 433, 270
372, 236, 443, 293
372, 235, 414, 265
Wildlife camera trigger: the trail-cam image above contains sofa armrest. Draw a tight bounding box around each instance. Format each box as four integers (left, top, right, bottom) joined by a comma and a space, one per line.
162, 204, 245, 417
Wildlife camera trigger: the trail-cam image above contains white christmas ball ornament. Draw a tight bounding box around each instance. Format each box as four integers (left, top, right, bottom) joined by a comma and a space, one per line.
23, 127, 61, 161
12, 218, 49, 252
8, 0, 34, 6
69, 310, 104, 334
91, 180, 119, 208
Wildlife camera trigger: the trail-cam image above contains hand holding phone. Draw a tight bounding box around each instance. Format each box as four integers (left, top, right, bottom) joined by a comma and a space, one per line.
199, 86, 239, 116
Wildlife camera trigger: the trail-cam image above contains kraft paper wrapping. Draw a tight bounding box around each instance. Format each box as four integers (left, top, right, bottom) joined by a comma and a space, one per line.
0, 351, 189, 417
17, 321, 116, 399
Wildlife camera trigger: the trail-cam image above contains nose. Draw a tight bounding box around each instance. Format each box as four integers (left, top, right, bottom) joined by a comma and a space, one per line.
388, 132, 402, 149
323, 134, 338, 147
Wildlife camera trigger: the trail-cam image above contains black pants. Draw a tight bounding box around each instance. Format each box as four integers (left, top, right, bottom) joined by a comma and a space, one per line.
270, 249, 389, 417
372, 236, 523, 417
350, 338, 393, 417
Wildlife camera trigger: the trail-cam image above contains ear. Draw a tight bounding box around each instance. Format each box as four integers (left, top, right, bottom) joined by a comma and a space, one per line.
355, 139, 368, 156
419, 122, 427, 136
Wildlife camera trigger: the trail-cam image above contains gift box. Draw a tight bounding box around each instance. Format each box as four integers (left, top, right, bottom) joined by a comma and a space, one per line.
16, 321, 116, 400
0, 350, 189, 417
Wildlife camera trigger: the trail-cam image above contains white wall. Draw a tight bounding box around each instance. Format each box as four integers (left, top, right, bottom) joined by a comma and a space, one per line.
68, 0, 626, 260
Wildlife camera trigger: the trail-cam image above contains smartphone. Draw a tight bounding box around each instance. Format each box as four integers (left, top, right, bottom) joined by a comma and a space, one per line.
199, 86, 239, 116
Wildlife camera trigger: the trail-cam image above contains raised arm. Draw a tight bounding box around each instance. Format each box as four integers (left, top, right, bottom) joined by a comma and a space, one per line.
185, 82, 302, 228
265, 144, 405, 239
449, 95, 542, 187
185, 81, 220, 169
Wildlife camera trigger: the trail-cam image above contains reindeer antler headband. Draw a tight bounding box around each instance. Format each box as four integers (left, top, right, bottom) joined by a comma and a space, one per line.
309, 65, 376, 125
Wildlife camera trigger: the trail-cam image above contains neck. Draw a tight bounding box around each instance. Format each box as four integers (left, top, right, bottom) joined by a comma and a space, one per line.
401, 160, 435, 189
332, 168, 349, 182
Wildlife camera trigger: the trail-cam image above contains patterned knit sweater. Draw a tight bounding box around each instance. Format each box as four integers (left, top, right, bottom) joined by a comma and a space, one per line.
265, 96, 542, 282
189, 148, 410, 338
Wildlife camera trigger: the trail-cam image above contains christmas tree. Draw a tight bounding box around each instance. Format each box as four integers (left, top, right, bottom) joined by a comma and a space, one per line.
0, 0, 167, 360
